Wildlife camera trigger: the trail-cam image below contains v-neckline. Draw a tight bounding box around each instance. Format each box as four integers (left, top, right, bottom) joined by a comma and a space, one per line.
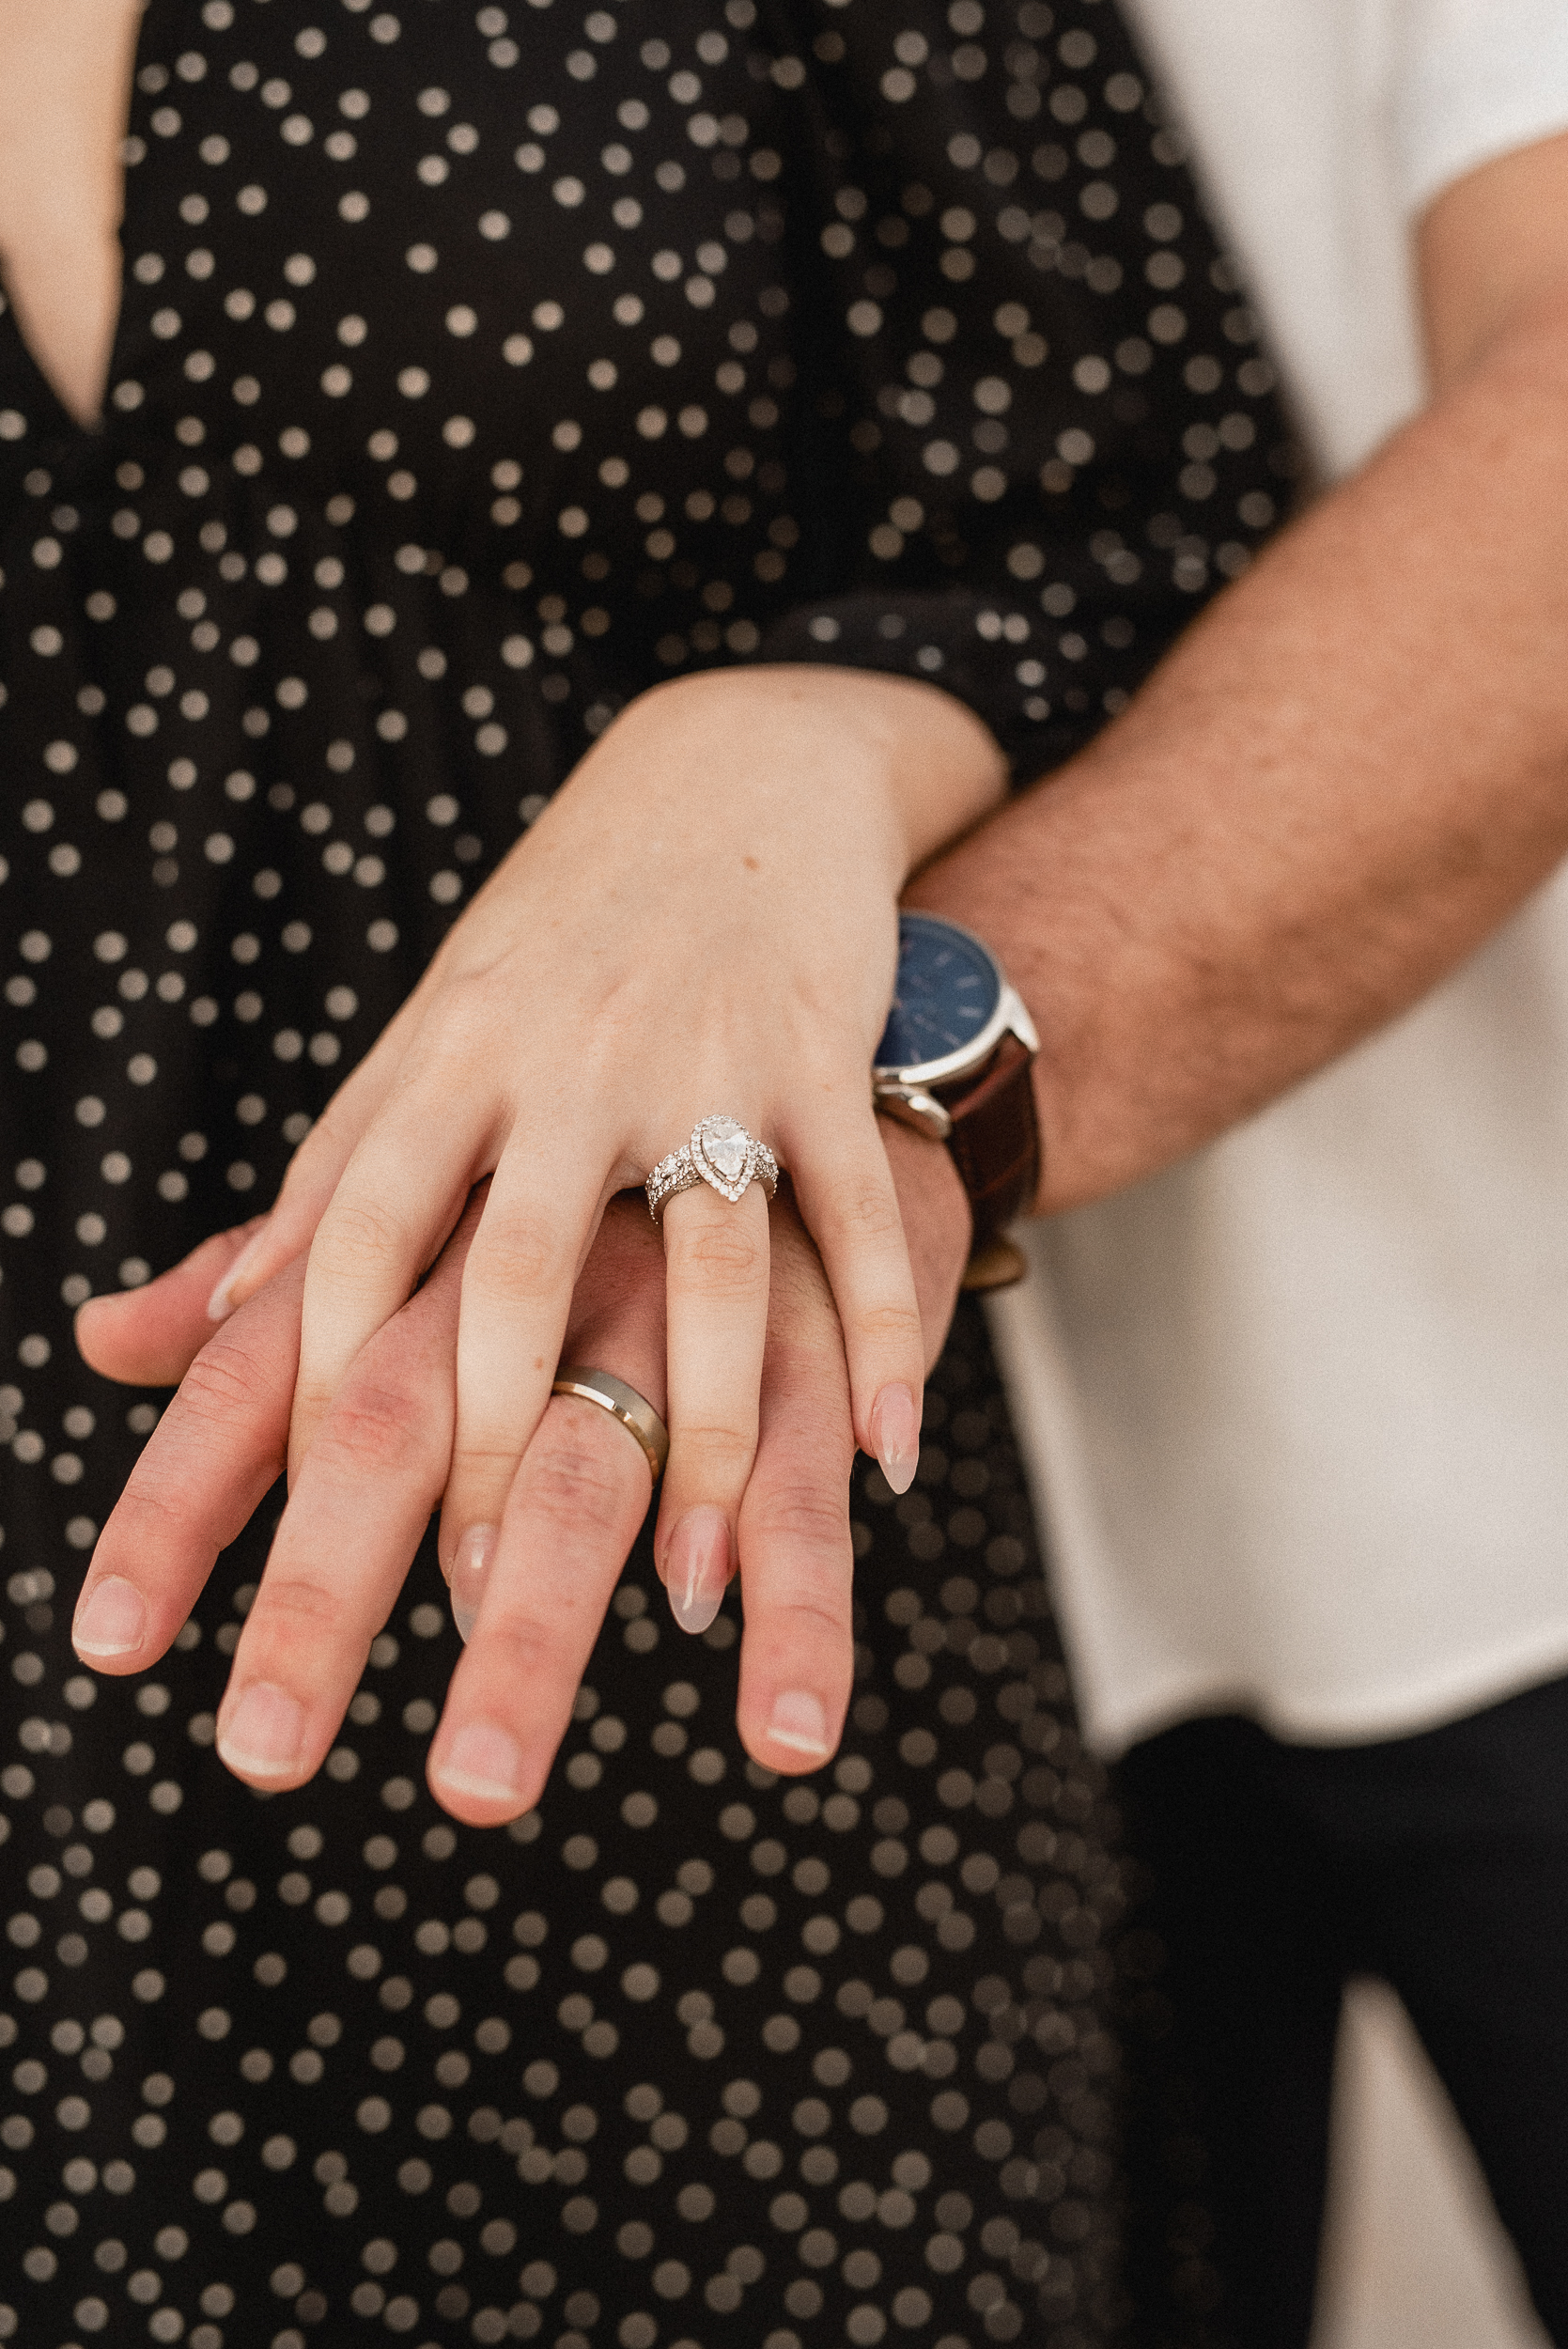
0, 0, 155, 442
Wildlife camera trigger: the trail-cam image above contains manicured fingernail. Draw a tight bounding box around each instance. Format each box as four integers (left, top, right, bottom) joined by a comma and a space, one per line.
206, 1223, 270, 1322
870, 1382, 921, 1496
450, 1524, 498, 1644
438, 1723, 523, 1805
72, 1576, 147, 1659
767, 1689, 831, 1758
666, 1505, 729, 1635
217, 1682, 304, 1779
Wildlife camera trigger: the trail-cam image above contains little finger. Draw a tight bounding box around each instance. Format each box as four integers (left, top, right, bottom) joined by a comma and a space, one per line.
786, 1113, 926, 1495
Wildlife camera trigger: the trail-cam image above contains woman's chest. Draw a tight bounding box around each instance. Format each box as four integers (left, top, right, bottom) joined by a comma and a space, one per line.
0, 0, 143, 424
8, 0, 817, 501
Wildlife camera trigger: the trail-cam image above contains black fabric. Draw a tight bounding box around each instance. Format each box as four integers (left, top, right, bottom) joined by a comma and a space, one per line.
1111, 1686, 1568, 2349
0, 2, 1299, 2342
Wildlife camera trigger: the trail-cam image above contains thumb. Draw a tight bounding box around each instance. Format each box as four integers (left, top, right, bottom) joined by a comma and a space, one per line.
75, 1221, 269, 1387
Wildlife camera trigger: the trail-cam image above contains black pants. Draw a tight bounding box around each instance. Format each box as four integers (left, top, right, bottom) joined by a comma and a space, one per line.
1110, 1673, 1568, 2347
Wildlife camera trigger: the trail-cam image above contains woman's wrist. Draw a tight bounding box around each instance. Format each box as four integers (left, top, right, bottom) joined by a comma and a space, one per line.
609, 664, 1009, 879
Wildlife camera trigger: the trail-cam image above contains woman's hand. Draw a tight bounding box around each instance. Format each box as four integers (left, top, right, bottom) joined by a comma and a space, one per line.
196, 666, 1003, 1635
73, 1123, 972, 1816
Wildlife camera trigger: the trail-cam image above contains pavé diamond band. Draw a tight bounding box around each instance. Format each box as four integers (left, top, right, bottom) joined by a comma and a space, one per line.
644, 1114, 782, 1222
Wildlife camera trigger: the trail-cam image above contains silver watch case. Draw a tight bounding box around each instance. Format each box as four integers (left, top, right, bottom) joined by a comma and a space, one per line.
872, 923, 1039, 1144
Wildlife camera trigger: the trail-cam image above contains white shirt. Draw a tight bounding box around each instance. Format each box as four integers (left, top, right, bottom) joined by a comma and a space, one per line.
989, 0, 1568, 1755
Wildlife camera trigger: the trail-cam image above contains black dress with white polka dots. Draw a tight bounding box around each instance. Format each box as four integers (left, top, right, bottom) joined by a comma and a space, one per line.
0, 3, 1295, 2343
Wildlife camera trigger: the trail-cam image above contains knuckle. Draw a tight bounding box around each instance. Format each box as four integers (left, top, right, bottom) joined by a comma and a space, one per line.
467, 1217, 560, 1308
849, 1299, 924, 1350
179, 1335, 279, 1428
290, 1376, 339, 1431
452, 1437, 528, 1471
520, 1427, 639, 1538
99, 1479, 195, 1553
674, 1219, 767, 1293
244, 1570, 343, 1640
313, 1193, 411, 1283
671, 1421, 756, 1484
765, 1592, 855, 1650
422, 969, 491, 1046
821, 1177, 904, 1245
747, 1478, 850, 1560
475, 1608, 590, 1682
312, 1381, 432, 1480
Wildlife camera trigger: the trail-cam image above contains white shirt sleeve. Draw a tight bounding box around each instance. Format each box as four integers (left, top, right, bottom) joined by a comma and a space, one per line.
1120, 0, 1568, 474
1395, 0, 1568, 214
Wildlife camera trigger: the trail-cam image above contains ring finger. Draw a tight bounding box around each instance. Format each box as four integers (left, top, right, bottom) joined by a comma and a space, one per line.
654, 1174, 770, 1633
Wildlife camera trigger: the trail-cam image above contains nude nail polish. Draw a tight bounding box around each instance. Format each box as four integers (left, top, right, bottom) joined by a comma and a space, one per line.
767, 1689, 831, 1758
206, 1223, 270, 1322
666, 1505, 730, 1635
438, 1723, 524, 1806
450, 1523, 498, 1644
218, 1682, 304, 1779
72, 1575, 147, 1659
870, 1382, 921, 1496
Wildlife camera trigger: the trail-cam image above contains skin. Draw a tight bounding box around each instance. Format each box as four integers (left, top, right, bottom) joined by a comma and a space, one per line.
4, 8, 998, 1803
908, 133, 1568, 1212
204, 662, 1006, 1617
62, 93, 1568, 1810
79, 1132, 972, 1818
0, 0, 141, 428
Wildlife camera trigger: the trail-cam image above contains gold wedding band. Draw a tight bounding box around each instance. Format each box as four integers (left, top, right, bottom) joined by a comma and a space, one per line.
551, 1366, 670, 1486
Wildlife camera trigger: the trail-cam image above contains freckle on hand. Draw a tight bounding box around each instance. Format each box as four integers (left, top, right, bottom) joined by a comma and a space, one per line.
743, 855, 759, 871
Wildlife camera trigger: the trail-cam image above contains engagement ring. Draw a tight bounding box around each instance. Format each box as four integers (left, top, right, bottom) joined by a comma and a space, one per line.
644, 1115, 781, 1222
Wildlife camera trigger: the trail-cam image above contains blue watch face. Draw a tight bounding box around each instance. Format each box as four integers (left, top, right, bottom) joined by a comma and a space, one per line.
875, 914, 1001, 1074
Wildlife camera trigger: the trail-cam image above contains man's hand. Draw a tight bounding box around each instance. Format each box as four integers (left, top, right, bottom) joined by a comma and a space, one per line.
72, 1123, 970, 1824
196, 666, 1001, 1654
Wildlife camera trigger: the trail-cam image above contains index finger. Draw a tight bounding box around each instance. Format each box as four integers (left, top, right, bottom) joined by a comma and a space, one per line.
212, 1196, 482, 1791
70, 1256, 307, 1672
74, 1217, 270, 1389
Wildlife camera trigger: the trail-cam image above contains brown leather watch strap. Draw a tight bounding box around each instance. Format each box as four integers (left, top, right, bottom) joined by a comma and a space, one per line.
937, 1032, 1041, 1253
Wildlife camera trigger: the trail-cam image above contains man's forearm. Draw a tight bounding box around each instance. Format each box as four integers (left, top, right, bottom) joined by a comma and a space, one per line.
908, 278, 1568, 1214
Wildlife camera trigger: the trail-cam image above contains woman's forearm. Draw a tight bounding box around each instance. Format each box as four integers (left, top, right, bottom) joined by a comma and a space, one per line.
908, 270, 1568, 1214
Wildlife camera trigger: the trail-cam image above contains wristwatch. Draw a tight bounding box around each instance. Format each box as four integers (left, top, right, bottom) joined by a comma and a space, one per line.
873, 911, 1041, 1290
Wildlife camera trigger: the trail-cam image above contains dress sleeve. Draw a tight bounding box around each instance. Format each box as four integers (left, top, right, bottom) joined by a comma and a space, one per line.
747, 0, 1299, 785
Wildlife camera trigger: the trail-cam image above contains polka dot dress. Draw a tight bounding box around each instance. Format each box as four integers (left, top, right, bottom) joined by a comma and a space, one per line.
0, 3, 1296, 2342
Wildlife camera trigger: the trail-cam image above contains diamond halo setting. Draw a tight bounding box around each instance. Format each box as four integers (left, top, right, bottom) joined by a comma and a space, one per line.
644, 1115, 782, 1221
692, 1114, 755, 1200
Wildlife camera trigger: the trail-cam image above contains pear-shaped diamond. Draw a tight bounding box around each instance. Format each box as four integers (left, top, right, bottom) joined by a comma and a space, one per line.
702, 1117, 749, 1184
